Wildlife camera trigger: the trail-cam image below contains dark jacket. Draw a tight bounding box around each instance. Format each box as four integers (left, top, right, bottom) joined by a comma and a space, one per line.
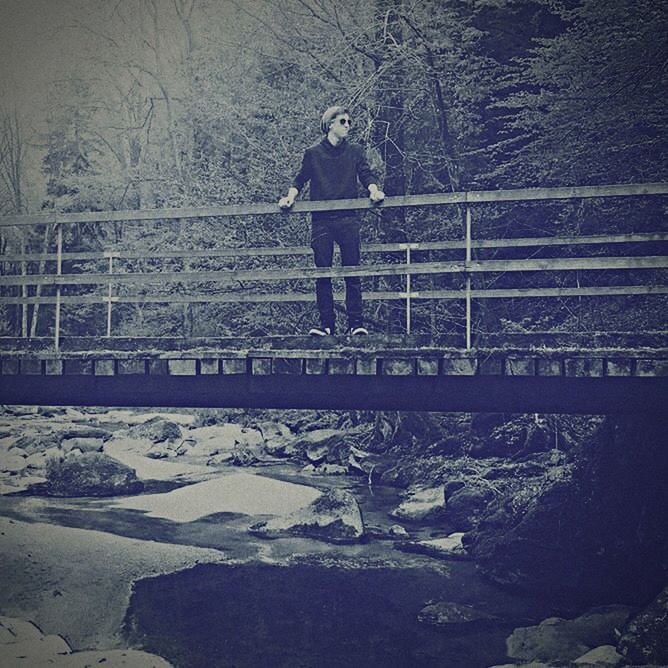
292, 138, 376, 221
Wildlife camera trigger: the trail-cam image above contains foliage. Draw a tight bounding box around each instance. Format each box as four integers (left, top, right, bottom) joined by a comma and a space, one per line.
1, 0, 666, 338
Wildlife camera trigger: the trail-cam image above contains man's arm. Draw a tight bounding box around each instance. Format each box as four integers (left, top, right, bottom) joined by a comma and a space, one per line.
278, 150, 310, 209
357, 147, 385, 204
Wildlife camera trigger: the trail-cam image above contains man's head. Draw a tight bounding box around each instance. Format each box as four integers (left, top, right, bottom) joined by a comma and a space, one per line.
320, 105, 352, 137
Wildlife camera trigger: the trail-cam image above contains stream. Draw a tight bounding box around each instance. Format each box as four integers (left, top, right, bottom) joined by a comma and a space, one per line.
0, 409, 578, 667
0, 469, 570, 668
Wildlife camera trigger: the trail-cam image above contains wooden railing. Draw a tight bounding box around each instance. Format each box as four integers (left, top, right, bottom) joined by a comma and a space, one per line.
1, 182, 667, 350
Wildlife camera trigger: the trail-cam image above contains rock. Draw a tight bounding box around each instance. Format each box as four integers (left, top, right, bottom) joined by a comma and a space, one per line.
207, 452, 234, 466
56, 649, 174, 666
25, 452, 48, 469
305, 442, 330, 463
7, 446, 28, 458
229, 444, 260, 466
263, 436, 291, 457
389, 485, 445, 522
574, 644, 625, 665
418, 602, 498, 628
301, 463, 348, 475
44, 452, 144, 497
127, 417, 182, 443
395, 532, 470, 560
445, 485, 496, 530
389, 524, 409, 538
0, 452, 27, 473
0, 615, 172, 667
9, 433, 60, 455
466, 415, 668, 605
185, 423, 261, 457
618, 583, 668, 665
258, 421, 293, 456
57, 426, 113, 442
249, 488, 364, 544
146, 444, 172, 459
506, 605, 633, 663
290, 429, 344, 459
428, 436, 465, 456
0, 616, 44, 643
444, 479, 466, 496
61, 437, 104, 454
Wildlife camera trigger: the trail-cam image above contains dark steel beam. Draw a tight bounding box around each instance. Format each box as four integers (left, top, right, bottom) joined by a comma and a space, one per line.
0, 374, 665, 414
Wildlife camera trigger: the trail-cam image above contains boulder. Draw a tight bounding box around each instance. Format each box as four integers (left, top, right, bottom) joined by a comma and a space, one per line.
574, 644, 625, 665
445, 485, 496, 530
290, 429, 345, 460
257, 421, 293, 456
418, 602, 498, 629
127, 417, 182, 443
44, 452, 144, 497
229, 444, 260, 466
263, 435, 292, 457
249, 488, 364, 544
57, 426, 113, 442
389, 485, 445, 522
506, 606, 633, 663
25, 452, 48, 469
61, 437, 104, 454
618, 583, 668, 665
0, 615, 172, 667
8, 433, 60, 455
0, 452, 27, 473
395, 532, 469, 560
466, 414, 668, 605
185, 423, 262, 457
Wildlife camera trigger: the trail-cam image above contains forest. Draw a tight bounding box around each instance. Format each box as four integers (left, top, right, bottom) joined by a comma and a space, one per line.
0, 0, 666, 339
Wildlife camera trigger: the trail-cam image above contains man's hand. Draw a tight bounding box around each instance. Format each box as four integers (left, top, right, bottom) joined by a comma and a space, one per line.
368, 184, 385, 204
278, 187, 299, 210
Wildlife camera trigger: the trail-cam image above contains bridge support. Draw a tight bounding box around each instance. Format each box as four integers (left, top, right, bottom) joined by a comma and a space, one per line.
0, 373, 665, 414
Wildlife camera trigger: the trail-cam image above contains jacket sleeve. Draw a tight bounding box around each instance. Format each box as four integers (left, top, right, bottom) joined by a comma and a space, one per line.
292, 149, 311, 192
356, 146, 377, 189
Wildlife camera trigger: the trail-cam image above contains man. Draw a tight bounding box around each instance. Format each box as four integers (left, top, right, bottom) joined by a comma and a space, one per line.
278, 105, 385, 336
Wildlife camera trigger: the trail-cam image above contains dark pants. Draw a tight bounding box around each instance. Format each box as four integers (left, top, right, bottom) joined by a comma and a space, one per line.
311, 218, 363, 331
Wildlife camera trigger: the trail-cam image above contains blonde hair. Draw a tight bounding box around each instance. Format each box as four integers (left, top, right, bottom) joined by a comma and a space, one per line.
320, 105, 350, 134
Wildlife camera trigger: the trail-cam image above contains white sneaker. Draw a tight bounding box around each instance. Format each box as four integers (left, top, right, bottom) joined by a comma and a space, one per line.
309, 326, 334, 336
349, 326, 369, 336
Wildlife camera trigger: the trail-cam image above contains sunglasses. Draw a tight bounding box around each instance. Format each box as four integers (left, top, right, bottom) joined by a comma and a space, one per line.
338, 118, 352, 126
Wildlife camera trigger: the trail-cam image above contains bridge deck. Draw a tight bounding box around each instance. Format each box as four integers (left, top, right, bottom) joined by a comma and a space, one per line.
1, 335, 666, 414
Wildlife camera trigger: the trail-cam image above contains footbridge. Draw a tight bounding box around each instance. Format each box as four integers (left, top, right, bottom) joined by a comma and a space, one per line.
1, 183, 666, 414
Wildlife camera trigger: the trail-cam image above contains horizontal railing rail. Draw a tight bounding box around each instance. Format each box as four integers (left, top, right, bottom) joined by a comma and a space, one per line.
1, 256, 666, 287
1, 182, 667, 227
1, 182, 667, 350
1, 231, 667, 263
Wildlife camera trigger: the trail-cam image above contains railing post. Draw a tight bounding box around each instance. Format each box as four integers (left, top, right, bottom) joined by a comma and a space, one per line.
106, 253, 113, 337
465, 206, 472, 351
21, 230, 27, 338
405, 245, 412, 335
54, 224, 62, 351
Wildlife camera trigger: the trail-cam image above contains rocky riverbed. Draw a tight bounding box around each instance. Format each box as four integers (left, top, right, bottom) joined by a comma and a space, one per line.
0, 406, 665, 667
